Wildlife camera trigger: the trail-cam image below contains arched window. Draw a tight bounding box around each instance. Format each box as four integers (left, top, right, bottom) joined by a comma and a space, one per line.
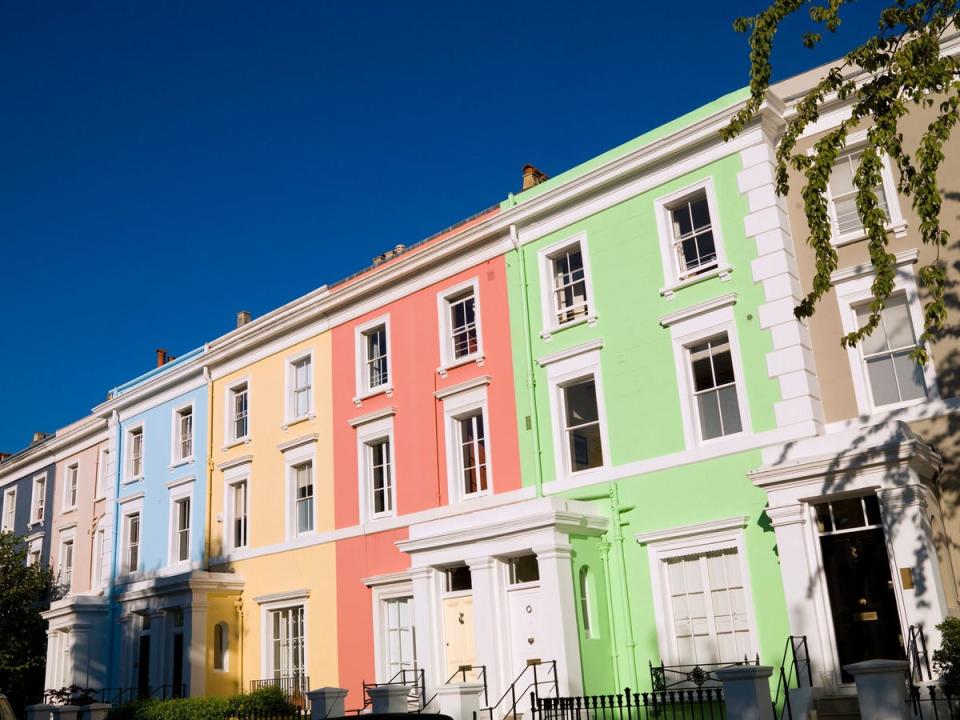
579, 566, 596, 639
214, 622, 229, 671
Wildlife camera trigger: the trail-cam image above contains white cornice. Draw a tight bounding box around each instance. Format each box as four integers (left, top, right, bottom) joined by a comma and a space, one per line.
536, 339, 604, 367
433, 375, 492, 400
830, 249, 919, 284
635, 516, 748, 545
362, 570, 414, 588
216, 455, 253, 472
277, 433, 320, 453
253, 588, 310, 605
348, 406, 397, 428
659, 293, 738, 328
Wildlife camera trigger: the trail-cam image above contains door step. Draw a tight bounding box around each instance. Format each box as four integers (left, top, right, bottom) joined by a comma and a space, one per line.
815, 695, 861, 720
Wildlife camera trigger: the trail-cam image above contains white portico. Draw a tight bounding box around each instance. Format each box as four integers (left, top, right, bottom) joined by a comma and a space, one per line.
365, 496, 607, 712
751, 421, 957, 686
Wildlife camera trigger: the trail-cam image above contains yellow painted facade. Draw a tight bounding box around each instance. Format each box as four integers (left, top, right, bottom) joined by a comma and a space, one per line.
205, 332, 338, 695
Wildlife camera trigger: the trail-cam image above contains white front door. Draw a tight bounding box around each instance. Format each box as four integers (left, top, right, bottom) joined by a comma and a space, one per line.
507, 585, 542, 679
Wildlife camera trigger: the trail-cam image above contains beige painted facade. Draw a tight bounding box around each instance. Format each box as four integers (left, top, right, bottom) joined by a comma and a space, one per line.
206, 332, 338, 695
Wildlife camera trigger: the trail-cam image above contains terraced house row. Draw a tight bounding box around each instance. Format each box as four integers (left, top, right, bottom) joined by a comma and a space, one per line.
4, 38, 960, 712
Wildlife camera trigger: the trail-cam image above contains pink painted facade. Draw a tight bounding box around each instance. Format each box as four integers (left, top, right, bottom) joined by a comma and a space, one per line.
332, 251, 521, 702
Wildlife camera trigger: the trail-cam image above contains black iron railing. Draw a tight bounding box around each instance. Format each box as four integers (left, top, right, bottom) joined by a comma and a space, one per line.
474, 659, 558, 720
908, 625, 933, 685
908, 684, 960, 719
772, 636, 811, 720
44, 685, 186, 705
650, 656, 759, 692
250, 676, 310, 709
360, 668, 426, 712
530, 687, 725, 720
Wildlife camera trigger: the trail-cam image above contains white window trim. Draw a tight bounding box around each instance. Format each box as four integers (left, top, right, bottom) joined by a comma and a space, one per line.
284, 350, 316, 426
356, 415, 397, 523
118, 495, 144, 577
436, 277, 485, 376
124, 423, 145, 484
62, 463, 79, 511
167, 478, 195, 569
537, 232, 598, 341
354, 314, 393, 405
224, 378, 252, 447
832, 254, 939, 416
2, 486, 16, 531
283, 441, 318, 540
91, 527, 105, 592
543, 344, 611, 482
222, 460, 252, 555
654, 177, 731, 298
95, 447, 109, 500
637, 516, 759, 668
31, 473, 47, 525
369, 580, 415, 683
170, 400, 196, 467
256, 593, 309, 681
442, 384, 493, 503
666, 299, 752, 449
58, 528, 77, 594
817, 129, 908, 247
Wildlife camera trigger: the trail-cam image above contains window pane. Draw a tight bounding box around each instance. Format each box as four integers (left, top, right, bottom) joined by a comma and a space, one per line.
815, 503, 833, 533
697, 391, 723, 440
882, 295, 916, 350
569, 423, 603, 471
711, 341, 735, 385
564, 380, 599, 426
690, 343, 716, 392
717, 385, 743, 435
892, 351, 926, 401
864, 495, 883, 526
866, 356, 901, 406
831, 497, 865, 531
689, 195, 711, 231
510, 554, 540, 584
672, 203, 693, 238
857, 303, 891, 355
446, 565, 472, 592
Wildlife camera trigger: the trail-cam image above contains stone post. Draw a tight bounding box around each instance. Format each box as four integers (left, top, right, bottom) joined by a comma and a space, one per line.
51, 706, 80, 720
25, 704, 54, 720
436, 682, 485, 720
845, 659, 910, 720
84, 703, 112, 720
715, 665, 775, 720
306, 688, 348, 720
366, 685, 412, 714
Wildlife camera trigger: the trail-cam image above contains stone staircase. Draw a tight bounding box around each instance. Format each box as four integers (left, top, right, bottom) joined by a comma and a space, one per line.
814, 695, 861, 720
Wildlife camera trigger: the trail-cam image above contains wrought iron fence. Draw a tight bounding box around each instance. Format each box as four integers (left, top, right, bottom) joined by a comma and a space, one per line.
650, 656, 758, 692
249, 676, 311, 709
234, 709, 310, 720
43, 685, 186, 705
909, 685, 960, 719
530, 687, 725, 720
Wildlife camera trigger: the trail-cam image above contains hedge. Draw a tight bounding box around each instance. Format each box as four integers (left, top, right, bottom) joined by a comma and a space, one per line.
107, 686, 297, 720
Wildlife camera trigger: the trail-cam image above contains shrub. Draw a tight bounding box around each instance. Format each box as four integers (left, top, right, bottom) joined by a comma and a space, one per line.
107, 687, 296, 720
227, 686, 297, 715
933, 616, 960, 689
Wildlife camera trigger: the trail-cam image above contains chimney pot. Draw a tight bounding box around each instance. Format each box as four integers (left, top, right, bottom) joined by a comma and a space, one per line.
521, 164, 549, 191
236, 311, 252, 328
31, 431, 50, 444
156, 348, 168, 368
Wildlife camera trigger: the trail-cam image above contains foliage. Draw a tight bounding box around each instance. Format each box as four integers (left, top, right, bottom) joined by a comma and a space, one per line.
0, 531, 59, 713
721, 0, 960, 363
46, 686, 99, 705
933, 616, 960, 688
107, 687, 297, 720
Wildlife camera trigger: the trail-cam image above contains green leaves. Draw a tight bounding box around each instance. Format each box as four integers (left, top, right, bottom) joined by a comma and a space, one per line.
722, 0, 960, 365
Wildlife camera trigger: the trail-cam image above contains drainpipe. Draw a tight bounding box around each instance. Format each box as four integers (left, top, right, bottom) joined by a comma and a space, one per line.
106, 409, 121, 689
509, 224, 544, 496
204, 366, 213, 567
235, 596, 244, 692
571, 485, 639, 690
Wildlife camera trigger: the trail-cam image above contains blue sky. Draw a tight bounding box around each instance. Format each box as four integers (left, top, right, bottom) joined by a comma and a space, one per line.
0, 1, 883, 451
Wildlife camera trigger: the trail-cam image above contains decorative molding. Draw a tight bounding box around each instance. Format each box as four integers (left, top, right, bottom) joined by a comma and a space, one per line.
348, 406, 397, 428
216, 455, 253, 472
118, 492, 145, 505
362, 570, 414, 588
434, 375, 492, 400
830, 248, 919, 284
635, 515, 749, 545
659, 294, 738, 328
164, 475, 196, 491
536, 339, 604, 368
277, 433, 320, 453
253, 588, 311, 605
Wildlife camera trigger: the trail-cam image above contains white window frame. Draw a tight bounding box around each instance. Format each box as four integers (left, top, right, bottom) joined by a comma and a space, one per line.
257, 593, 309, 681
223, 461, 252, 554
225, 379, 252, 445
654, 177, 730, 296
167, 479, 194, 568
213, 621, 230, 672
370, 581, 416, 683
95, 448, 109, 500
663, 297, 752, 449
63, 463, 79, 511
541, 343, 610, 481
58, 529, 76, 593
2, 486, 16, 531
125, 424, 145, 483
356, 415, 397, 522
171, 401, 195, 466
537, 233, 598, 341
832, 252, 939, 416
354, 315, 393, 403
436, 278, 484, 374
441, 383, 493, 503
283, 441, 318, 540
27, 535, 43, 565
823, 130, 908, 247
285, 350, 315, 425
91, 527, 105, 591
579, 565, 597, 639
638, 516, 758, 668
119, 495, 144, 576
31, 474, 46, 525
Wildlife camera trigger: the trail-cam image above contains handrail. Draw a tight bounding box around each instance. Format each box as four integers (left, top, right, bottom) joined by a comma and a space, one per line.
473, 660, 557, 720
771, 636, 810, 720
423, 664, 490, 711
907, 625, 932, 684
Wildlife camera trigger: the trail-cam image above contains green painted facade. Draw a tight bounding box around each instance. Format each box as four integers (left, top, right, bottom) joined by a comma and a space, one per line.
504, 149, 792, 694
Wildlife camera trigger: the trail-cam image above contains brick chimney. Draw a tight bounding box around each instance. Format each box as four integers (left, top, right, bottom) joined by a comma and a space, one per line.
521, 164, 548, 191
31, 431, 50, 444
156, 349, 169, 367
372, 244, 407, 267
236, 310, 252, 328
0, 452, 11, 463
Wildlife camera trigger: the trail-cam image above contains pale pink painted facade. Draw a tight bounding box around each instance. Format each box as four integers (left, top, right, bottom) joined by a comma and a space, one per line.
332, 251, 522, 702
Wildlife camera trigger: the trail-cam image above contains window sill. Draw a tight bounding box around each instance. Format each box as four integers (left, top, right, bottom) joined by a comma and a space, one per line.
169, 458, 194, 471
458, 490, 491, 503
61, 506, 77, 514
832, 221, 908, 248
540, 314, 598, 343
122, 476, 143, 485
661, 265, 732, 299
222, 438, 251, 452
282, 414, 315, 431
353, 385, 394, 407
443, 589, 473, 599
438, 353, 485, 378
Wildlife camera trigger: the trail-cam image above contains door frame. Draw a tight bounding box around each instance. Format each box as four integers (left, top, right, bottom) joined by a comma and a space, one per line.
370, 578, 417, 683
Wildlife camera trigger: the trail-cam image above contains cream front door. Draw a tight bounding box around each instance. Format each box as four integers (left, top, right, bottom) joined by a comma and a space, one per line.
507, 585, 542, 679
442, 594, 477, 678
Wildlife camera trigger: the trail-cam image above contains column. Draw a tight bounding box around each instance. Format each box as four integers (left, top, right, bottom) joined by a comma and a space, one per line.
532, 544, 582, 697
409, 567, 442, 702
466, 556, 506, 705
147, 611, 165, 691
765, 504, 832, 683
